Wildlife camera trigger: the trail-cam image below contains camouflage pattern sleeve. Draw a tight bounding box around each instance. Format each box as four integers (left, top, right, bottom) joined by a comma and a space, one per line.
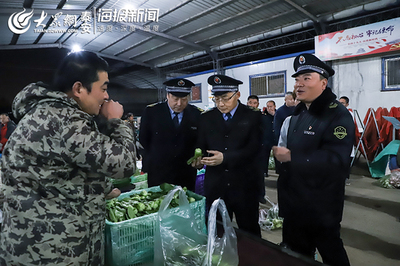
61, 114, 136, 180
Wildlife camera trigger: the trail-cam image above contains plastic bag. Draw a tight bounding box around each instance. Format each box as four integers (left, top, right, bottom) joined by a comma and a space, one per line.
154, 186, 207, 266
202, 198, 239, 266
258, 196, 283, 230
195, 166, 206, 196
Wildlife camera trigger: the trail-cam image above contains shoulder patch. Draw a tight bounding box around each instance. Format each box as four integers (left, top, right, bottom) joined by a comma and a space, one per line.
334, 126, 347, 139
147, 102, 158, 107
329, 102, 338, 109
201, 107, 215, 114
197, 107, 204, 112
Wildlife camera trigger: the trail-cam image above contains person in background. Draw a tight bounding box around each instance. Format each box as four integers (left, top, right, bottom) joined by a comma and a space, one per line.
246, 95, 260, 109
273, 53, 354, 266
0, 51, 136, 265
274, 91, 296, 143
264, 100, 277, 176
0, 113, 16, 153
339, 96, 350, 108
193, 75, 262, 237
139, 78, 202, 191
246, 95, 270, 204
273, 92, 296, 174
340, 95, 356, 185
264, 100, 276, 116
124, 112, 141, 160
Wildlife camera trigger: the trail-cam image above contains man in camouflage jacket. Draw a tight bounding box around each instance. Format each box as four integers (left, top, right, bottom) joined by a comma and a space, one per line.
0, 52, 136, 265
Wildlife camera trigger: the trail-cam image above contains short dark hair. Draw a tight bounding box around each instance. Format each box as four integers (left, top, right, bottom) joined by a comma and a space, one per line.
340, 96, 349, 104
267, 100, 276, 106
247, 95, 259, 101
52, 51, 108, 93
286, 91, 296, 100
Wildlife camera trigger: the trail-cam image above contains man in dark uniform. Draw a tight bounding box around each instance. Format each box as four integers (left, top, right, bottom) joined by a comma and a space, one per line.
273, 53, 354, 266
139, 78, 202, 191
192, 75, 262, 237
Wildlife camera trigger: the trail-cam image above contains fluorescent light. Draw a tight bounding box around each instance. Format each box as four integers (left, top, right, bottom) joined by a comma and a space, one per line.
71, 44, 82, 53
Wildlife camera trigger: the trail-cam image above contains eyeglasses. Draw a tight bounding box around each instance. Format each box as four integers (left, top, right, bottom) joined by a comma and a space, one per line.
212, 92, 237, 103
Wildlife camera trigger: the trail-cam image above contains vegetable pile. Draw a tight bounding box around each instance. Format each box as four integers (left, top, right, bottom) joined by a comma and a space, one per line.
187, 148, 203, 165
106, 183, 196, 222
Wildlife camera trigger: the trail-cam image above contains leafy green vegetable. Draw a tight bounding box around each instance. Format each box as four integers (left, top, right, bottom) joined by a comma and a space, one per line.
106, 184, 199, 223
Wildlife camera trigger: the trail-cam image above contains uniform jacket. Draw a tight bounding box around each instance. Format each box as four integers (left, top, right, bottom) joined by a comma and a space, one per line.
197, 102, 262, 204
139, 101, 202, 191
262, 112, 275, 150
0, 82, 136, 266
278, 87, 355, 227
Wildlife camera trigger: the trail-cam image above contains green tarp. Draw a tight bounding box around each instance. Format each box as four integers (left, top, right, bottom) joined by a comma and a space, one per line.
369, 140, 400, 178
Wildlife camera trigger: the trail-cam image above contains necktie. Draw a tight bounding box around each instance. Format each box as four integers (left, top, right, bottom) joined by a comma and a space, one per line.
173, 112, 180, 127
225, 112, 232, 121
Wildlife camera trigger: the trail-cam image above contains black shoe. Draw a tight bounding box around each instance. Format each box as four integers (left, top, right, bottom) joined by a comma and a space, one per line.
259, 197, 267, 204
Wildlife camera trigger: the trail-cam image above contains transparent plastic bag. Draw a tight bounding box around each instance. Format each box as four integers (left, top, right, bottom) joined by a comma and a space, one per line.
258, 196, 283, 230
389, 170, 400, 188
202, 198, 239, 266
154, 186, 207, 266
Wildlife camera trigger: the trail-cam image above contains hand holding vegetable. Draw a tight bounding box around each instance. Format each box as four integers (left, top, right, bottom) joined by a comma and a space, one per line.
187, 148, 203, 165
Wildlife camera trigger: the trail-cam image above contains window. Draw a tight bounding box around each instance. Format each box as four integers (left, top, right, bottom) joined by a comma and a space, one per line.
382, 55, 400, 91
250, 71, 286, 97
189, 83, 202, 102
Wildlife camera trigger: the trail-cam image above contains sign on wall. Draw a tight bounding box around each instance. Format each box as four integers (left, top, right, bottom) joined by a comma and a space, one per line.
315, 17, 400, 61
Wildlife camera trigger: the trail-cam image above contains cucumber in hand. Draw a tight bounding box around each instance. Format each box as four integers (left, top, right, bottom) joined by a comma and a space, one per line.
187, 148, 203, 165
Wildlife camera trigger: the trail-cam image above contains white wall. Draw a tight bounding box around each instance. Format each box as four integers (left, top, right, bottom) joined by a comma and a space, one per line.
186, 51, 400, 120
224, 56, 296, 110
332, 54, 400, 121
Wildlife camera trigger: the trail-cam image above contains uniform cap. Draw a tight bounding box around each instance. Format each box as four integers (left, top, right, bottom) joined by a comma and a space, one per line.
164, 78, 195, 96
207, 75, 243, 95
292, 53, 335, 79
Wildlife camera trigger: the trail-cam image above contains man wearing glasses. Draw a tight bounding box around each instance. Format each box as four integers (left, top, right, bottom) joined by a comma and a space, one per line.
192, 74, 262, 237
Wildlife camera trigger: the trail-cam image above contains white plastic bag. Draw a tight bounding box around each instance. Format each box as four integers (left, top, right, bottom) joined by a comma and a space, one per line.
202, 198, 239, 266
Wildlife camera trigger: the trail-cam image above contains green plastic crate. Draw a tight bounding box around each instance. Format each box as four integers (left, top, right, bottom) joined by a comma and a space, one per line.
105, 186, 206, 266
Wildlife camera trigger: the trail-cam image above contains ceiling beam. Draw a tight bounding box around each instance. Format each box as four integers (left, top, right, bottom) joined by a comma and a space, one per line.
0, 43, 153, 68
282, 0, 319, 22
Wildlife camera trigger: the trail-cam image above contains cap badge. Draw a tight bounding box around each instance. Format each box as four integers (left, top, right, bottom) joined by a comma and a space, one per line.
214, 76, 221, 84
299, 55, 306, 65
178, 80, 185, 86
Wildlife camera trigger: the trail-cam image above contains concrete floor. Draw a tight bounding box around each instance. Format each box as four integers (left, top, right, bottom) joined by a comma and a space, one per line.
260, 158, 400, 266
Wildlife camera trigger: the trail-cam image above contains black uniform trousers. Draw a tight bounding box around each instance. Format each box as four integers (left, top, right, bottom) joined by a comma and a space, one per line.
282, 218, 350, 266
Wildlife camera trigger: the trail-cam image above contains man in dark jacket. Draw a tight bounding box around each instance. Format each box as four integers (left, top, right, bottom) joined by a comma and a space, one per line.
193, 75, 262, 237
0, 113, 16, 153
273, 53, 354, 266
139, 78, 202, 191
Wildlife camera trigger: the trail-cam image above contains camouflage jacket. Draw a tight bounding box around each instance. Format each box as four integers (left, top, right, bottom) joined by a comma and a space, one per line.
0, 83, 136, 266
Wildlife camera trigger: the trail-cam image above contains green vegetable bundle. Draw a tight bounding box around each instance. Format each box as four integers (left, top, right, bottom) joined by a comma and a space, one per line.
258, 197, 283, 230
106, 183, 196, 223
187, 148, 203, 165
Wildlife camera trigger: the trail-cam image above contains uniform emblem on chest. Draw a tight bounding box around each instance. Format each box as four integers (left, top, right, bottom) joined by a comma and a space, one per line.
334, 126, 347, 139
